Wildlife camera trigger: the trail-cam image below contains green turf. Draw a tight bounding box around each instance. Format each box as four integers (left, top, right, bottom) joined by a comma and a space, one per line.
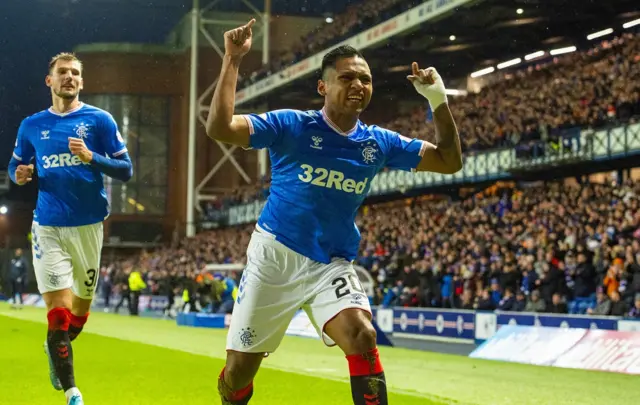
0, 304, 638, 405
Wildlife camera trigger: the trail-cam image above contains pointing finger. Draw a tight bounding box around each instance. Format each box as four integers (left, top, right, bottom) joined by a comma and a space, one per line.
412, 62, 419, 76
245, 18, 256, 29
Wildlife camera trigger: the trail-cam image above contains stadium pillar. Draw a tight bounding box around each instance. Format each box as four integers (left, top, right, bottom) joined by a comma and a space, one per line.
258, 0, 271, 179
193, 0, 270, 215
186, 0, 200, 238
262, 0, 270, 65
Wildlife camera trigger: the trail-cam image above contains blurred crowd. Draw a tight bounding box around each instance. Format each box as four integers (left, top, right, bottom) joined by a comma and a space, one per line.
357, 180, 640, 317
238, 0, 412, 88
97, 226, 252, 316
103, 179, 640, 319
241, 0, 640, 156
200, 176, 270, 222
387, 33, 640, 153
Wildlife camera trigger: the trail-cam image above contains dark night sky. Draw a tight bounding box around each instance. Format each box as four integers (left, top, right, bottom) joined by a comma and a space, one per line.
0, 0, 356, 169
0, 0, 193, 168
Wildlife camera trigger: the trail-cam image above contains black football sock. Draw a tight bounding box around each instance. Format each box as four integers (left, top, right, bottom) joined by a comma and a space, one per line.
346, 348, 388, 405
47, 308, 76, 391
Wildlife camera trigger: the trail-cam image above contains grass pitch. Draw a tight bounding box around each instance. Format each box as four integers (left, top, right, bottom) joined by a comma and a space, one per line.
0, 303, 637, 405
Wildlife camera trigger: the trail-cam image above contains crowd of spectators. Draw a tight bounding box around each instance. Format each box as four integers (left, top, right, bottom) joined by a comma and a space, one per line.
104, 179, 640, 319
240, 0, 640, 156
199, 177, 270, 222
387, 33, 640, 153
357, 180, 640, 318
98, 226, 252, 315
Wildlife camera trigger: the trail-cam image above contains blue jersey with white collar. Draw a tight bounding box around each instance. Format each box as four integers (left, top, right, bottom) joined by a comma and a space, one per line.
244, 108, 426, 264
11, 103, 128, 227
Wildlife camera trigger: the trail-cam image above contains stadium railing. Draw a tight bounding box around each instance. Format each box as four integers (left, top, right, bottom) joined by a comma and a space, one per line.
218, 122, 640, 226
235, 0, 476, 106
12, 291, 638, 338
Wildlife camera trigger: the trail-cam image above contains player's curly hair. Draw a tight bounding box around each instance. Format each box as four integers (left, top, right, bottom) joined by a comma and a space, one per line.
321, 45, 365, 78
48, 52, 83, 74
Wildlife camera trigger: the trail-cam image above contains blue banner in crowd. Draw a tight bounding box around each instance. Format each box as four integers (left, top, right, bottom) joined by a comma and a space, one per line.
392, 308, 476, 342
371, 307, 640, 344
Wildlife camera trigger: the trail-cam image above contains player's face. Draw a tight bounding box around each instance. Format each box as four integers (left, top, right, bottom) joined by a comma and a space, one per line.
46, 60, 83, 100
319, 56, 372, 114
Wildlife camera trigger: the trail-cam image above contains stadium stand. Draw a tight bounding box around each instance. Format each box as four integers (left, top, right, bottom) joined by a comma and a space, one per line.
102, 27, 640, 319
357, 180, 640, 315
103, 178, 640, 318
387, 33, 640, 153
238, 0, 414, 88
201, 32, 640, 215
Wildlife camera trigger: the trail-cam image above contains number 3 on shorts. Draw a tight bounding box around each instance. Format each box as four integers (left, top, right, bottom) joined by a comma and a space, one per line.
332, 274, 364, 299
84, 269, 98, 287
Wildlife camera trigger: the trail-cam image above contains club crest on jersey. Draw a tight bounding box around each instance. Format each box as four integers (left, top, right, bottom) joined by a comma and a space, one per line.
74, 122, 90, 139
361, 141, 379, 164
310, 136, 323, 150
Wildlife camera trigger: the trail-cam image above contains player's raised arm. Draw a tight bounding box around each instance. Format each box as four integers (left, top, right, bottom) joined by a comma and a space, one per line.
205, 19, 256, 148
407, 63, 463, 174
8, 120, 35, 186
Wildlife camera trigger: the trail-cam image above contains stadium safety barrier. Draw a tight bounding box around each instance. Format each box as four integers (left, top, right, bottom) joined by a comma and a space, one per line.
204, 262, 376, 297
222, 123, 640, 226
8, 294, 638, 354
9, 293, 181, 318
370, 307, 640, 345
176, 312, 231, 328
176, 309, 394, 346
470, 325, 640, 375
174, 305, 639, 353
5, 294, 46, 307
91, 294, 176, 317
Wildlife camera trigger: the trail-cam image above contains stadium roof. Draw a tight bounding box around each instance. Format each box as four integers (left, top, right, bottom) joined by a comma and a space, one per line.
201, 0, 365, 16
31, 0, 364, 18
238, 0, 640, 108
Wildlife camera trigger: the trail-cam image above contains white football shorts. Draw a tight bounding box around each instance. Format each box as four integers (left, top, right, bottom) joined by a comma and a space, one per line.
31, 221, 104, 300
226, 225, 372, 354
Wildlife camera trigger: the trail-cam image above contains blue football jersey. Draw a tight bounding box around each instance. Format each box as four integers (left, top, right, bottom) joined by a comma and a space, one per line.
11, 103, 128, 227
244, 108, 426, 264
